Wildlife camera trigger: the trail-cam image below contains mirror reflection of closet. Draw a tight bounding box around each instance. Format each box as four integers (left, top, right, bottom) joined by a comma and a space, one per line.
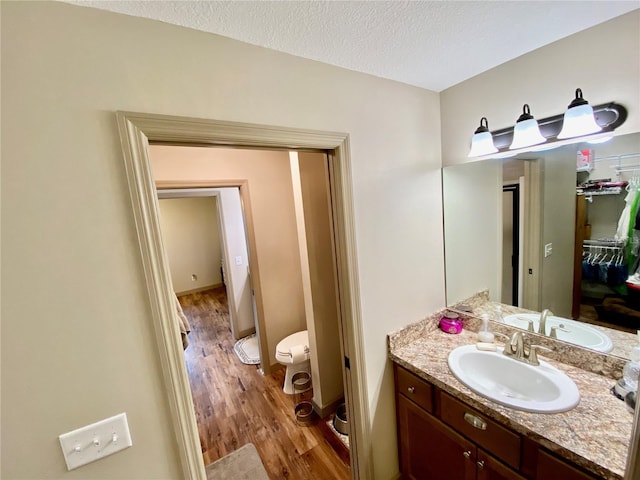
575, 134, 640, 333
443, 131, 640, 360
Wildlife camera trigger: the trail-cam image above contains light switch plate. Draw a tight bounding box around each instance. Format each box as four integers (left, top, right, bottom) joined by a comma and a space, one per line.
58, 412, 132, 470
544, 243, 553, 257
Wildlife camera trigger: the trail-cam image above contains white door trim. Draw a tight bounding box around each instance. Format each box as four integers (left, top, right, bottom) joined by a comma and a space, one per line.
115, 111, 372, 480
522, 159, 542, 311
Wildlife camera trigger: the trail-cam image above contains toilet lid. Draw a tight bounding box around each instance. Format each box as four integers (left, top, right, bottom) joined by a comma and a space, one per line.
276, 330, 309, 355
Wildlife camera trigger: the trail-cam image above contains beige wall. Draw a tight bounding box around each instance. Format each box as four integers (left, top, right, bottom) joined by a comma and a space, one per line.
441, 9, 640, 316
539, 151, 577, 317
298, 152, 344, 411
441, 10, 640, 167
216, 187, 255, 338
443, 160, 503, 305
443, 5, 640, 313
151, 146, 306, 368
158, 197, 222, 294
1, 3, 444, 479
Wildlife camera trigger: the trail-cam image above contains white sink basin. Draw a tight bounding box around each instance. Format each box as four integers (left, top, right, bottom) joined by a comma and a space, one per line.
448, 345, 580, 413
502, 314, 613, 353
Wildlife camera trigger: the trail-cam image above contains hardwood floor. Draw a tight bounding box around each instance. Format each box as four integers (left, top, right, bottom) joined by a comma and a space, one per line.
178, 287, 351, 480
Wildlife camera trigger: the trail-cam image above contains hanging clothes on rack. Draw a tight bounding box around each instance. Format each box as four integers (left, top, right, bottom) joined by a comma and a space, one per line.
613, 177, 640, 293
615, 181, 639, 241
627, 180, 640, 275
582, 242, 627, 287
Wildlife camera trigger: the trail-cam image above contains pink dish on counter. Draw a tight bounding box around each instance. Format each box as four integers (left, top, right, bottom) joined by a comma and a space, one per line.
439, 313, 463, 334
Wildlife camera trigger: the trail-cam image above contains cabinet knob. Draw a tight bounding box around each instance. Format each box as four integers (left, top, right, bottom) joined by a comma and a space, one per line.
463, 451, 471, 459
477, 460, 485, 469
407, 386, 415, 394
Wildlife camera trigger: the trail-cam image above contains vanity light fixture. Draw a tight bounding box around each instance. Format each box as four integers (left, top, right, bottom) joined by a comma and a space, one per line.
467, 88, 627, 159
467, 117, 498, 157
509, 104, 546, 150
557, 88, 602, 139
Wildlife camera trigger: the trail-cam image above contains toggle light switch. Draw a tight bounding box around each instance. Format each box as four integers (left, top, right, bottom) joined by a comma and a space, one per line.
58, 412, 132, 470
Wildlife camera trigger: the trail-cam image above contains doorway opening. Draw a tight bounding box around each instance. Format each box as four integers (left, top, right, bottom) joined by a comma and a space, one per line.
116, 112, 372, 480
502, 184, 520, 306
157, 187, 260, 366
151, 146, 351, 476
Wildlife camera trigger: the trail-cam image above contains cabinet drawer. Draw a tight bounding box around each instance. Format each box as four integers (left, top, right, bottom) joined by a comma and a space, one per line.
396, 366, 433, 413
536, 449, 597, 480
440, 391, 521, 470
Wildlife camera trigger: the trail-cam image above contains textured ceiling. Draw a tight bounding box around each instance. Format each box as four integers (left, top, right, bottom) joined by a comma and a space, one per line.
63, 1, 639, 92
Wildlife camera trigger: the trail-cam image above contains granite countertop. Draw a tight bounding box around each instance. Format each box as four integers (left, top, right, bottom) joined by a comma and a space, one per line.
388, 314, 634, 480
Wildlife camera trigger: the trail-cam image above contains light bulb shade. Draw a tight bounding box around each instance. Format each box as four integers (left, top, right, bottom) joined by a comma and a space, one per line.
557, 89, 602, 139
468, 117, 497, 157
509, 104, 546, 150
510, 118, 547, 149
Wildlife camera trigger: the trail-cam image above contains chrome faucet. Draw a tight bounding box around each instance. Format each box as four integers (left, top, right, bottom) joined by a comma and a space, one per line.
538, 309, 553, 336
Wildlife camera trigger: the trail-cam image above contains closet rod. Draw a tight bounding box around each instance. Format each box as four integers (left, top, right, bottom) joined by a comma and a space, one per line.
597, 152, 640, 163
613, 164, 640, 173
583, 245, 622, 251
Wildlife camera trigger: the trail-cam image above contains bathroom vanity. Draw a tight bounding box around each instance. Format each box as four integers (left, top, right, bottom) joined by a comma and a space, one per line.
388, 314, 633, 480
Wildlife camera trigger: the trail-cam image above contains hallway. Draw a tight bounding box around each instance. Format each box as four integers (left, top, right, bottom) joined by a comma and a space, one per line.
178, 287, 351, 479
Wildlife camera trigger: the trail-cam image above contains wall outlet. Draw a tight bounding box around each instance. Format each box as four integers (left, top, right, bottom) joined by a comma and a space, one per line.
235, 256, 243, 266
544, 243, 553, 257
58, 412, 132, 470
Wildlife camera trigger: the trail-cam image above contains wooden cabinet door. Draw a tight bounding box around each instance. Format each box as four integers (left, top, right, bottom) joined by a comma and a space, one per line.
440, 392, 521, 470
398, 395, 475, 480
476, 449, 526, 480
536, 450, 597, 480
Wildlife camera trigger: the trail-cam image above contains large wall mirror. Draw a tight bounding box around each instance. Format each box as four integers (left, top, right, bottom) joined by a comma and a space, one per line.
443, 131, 640, 361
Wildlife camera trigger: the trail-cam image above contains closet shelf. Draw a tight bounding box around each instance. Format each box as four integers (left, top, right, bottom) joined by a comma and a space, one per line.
583, 238, 626, 247
578, 188, 623, 200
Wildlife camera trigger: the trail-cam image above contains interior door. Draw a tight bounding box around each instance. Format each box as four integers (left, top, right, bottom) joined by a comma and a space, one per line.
572, 193, 587, 318
502, 185, 520, 306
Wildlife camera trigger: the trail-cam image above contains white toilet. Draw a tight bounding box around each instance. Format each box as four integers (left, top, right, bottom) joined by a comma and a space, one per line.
275, 330, 310, 394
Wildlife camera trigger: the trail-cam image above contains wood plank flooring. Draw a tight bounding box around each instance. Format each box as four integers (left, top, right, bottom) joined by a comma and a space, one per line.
178, 287, 351, 480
